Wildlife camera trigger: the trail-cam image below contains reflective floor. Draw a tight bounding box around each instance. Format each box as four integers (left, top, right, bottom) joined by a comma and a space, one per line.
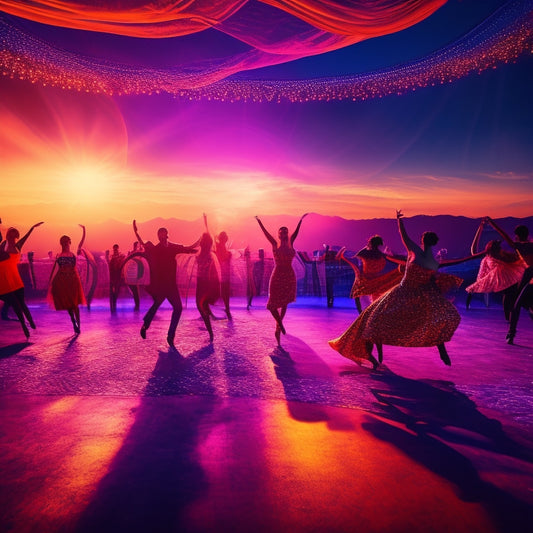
1, 296, 532, 532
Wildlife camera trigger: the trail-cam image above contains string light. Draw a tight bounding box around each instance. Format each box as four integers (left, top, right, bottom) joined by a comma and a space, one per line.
0, 0, 531, 102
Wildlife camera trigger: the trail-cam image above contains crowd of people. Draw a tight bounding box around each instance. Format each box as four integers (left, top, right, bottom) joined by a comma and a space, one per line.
1, 213, 531, 369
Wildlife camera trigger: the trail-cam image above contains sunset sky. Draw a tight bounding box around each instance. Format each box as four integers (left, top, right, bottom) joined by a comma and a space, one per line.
1, 0, 532, 243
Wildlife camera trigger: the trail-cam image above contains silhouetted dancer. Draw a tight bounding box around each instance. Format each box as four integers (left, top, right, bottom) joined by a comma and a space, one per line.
0, 221, 43, 338
106, 244, 125, 313
133, 220, 198, 348
485, 218, 533, 344
255, 213, 307, 346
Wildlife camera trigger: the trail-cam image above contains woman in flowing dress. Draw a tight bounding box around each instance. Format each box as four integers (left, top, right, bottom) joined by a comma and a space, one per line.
195, 232, 220, 342
48, 225, 87, 334
329, 211, 483, 368
337, 235, 405, 312
255, 214, 307, 346
0, 222, 43, 338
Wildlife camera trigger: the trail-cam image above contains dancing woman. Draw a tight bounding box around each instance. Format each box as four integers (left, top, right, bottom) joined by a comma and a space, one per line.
255, 213, 307, 346
337, 235, 405, 312
0, 222, 43, 338
465, 219, 525, 320
329, 211, 482, 368
195, 232, 221, 342
483, 218, 533, 344
48, 225, 87, 334
203, 214, 232, 319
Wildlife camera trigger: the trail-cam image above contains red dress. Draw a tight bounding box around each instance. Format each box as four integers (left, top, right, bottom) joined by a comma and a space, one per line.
350, 255, 404, 301
329, 262, 462, 365
49, 255, 86, 310
267, 247, 296, 310
0, 252, 24, 296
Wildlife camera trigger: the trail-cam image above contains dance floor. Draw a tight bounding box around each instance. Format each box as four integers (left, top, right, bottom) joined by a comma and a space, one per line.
0, 296, 532, 532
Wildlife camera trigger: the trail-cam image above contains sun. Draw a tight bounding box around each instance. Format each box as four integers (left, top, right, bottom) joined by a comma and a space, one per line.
62, 162, 115, 204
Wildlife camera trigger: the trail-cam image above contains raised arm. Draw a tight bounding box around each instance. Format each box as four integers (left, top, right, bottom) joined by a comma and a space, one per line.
485, 217, 516, 249
203, 213, 209, 234
255, 216, 277, 247
396, 210, 417, 253
77, 224, 86, 255
132, 220, 145, 247
470, 219, 486, 255
16, 221, 44, 251
290, 213, 308, 246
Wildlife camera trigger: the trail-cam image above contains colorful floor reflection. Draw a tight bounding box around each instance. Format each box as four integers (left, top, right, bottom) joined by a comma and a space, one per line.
1, 297, 532, 532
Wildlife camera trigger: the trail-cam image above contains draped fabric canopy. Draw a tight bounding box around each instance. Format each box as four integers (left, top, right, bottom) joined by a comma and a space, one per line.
0, 0, 531, 100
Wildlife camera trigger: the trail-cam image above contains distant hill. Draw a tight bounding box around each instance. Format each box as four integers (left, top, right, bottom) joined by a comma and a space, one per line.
16, 214, 533, 259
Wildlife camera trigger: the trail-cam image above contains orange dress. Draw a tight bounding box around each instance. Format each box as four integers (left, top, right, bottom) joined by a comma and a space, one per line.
0, 252, 24, 296
49, 255, 86, 310
330, 262, 462, 365
267, 247, 296, 310
350, 255, 403, 301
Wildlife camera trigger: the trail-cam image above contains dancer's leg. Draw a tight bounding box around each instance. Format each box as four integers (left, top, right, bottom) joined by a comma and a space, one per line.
141, 294, 164, 338
1, 293, 29, 338
167, 289, 183, 344
14, 288, 35, 329
269, 308, 286, 335
438, 343, 451, 366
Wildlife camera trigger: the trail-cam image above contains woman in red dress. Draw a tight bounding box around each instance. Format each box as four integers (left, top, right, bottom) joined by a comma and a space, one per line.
337, 235, 405, 312
0, 222, 43, 338
329, 211, 483, 368
255, 213, 307, 346
48, 225, 87, 334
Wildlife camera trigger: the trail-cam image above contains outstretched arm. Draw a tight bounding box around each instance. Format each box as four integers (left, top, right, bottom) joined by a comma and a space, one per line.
396, 210, 417, 253
132, 220, 145, 247
470, 219, 485, 255
485, 217, 516, 249
16, 221, 44, 251
77, 225, 86, 255
255, 216, 277, 247
439, 251, 485, 268
203, 213, 209, 234
290, 213, 308, 245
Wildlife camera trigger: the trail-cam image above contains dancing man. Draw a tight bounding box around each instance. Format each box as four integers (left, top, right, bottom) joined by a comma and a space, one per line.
133, 220, 198, 347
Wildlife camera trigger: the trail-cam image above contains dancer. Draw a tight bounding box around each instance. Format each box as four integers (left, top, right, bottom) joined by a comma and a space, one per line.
215, 231, 232, 319
337, 235, 405, 313
106, 244, 126, 313
0, 222, 43, 338
203, 215, 232, 319
124, 241, 142, 311
133, 221, 198, 347
484, 218, 533, 344
48, 225, 87, 334
255, 213, 307, 346
195, 232, 220, 342
247, 248, 265, 309
329, 211, 482, 368
465, 219, 525, 319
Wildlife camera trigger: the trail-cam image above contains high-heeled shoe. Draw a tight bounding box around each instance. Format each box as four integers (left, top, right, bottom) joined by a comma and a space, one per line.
506, 332, 515, 345
140, 325, 147, 339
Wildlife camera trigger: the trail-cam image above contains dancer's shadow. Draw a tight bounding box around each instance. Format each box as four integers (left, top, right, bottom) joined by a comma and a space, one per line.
75, 345, 217, 533
0, 342, 31, 358
360, 368, 532, 531
270, 341, 354, 431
